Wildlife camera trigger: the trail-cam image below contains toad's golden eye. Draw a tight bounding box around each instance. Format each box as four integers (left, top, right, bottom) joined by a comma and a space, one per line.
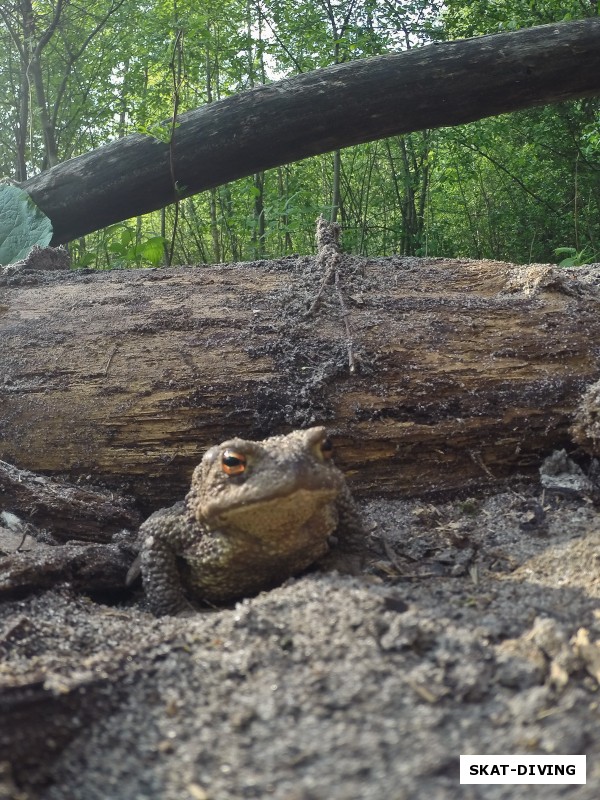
320, 438, 333, 460
222, 450, 247, 476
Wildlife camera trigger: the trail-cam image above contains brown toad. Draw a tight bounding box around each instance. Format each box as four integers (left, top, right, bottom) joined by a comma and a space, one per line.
130, 427, 363, 615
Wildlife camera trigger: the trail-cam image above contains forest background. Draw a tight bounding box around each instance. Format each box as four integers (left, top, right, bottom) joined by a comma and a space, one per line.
1, 0, 599, 269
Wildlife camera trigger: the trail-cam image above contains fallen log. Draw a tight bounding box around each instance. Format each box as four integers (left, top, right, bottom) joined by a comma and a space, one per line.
20, 18, 600, 244
0, 459, 140, 541
0, 537, 133, 597
1, 244, 600, 509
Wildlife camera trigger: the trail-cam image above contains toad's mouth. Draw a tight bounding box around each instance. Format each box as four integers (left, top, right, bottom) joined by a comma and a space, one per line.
204, 486, 338, 533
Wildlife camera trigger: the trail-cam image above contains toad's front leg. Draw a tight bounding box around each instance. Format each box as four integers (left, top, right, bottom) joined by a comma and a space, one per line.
140, 530, 193, 616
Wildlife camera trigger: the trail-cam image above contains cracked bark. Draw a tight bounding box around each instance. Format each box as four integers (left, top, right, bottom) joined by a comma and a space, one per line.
1, 254, 600, 508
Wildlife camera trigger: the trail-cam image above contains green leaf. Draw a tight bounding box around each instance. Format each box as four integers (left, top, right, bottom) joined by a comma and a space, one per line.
104, 223, 128, 237
120, 228, 135, 247
77, 253, 96, 268
138, 122, 174, 144
0, 184, 53, 266
138, 236, 167, 266
108, 241, 127, 255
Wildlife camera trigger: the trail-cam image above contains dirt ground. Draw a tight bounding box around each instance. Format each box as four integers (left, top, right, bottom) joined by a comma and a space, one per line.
1, 476, 599, 800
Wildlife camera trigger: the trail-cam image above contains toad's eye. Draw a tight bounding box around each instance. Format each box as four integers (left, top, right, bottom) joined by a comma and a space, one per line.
222, 450, 247, 476
320, 438, 334, 460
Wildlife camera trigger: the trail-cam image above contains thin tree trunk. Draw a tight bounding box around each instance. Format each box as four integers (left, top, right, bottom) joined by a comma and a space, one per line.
208, 189, 221, 262
160, 208, 168, 264
277, 167, 293, 253
15, 47, 29, 181
21, 0, 59, 168
331, 150, 341, 223
252, 172, 265, 256
205, 38, 221, 263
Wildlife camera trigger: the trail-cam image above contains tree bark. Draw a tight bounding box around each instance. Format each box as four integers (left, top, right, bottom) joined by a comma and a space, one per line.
0, 460, 140, 541
19, 18, 600, 245
1, 251, 600, 510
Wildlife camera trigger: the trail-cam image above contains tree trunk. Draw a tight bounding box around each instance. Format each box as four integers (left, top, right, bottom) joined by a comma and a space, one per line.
19, 18, 600, 245
1, 250, 600, 510
331, 150, 341, 224
208, 189, 221, 262
15, 47, 29, 182
21, 0, 60, 169
28, 54, 59, 169
252, 171, 266, 257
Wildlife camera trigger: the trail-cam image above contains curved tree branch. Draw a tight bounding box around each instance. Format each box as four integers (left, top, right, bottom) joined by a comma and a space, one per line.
19, 17, 600, 244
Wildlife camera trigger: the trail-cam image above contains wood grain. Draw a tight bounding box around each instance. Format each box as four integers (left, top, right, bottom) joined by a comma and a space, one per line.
1, 256, 599, 508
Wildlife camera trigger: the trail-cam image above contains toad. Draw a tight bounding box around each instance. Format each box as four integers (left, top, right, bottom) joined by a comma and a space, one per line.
129, 427, 363, 615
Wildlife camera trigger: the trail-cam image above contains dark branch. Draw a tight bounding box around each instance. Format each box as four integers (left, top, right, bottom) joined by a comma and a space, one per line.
20, 18, 600, 244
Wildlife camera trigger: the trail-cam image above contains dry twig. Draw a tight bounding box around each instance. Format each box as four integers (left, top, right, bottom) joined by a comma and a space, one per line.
308, 215, 356, 372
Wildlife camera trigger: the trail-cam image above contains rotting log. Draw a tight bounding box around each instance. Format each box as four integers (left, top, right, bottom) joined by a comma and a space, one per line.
0, 459, 140, 540
20, 18, 600, 244
1, 255, 600, 510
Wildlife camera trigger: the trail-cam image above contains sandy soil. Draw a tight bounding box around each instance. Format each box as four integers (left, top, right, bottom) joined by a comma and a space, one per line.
1, 480, 599, 800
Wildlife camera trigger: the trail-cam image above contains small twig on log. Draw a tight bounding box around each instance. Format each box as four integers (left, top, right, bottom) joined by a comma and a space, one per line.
308, 215, 356, 373
167, 29, 185, 267
104, 343, 119, 377
16, 530, 29, 551
469, 450, 496, 480
308, 215, 342, 314
334, 268, 356, 374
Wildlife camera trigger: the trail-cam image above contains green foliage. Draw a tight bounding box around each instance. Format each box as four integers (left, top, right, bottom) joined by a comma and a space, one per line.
106, 225, 167, 267
0, 0, 599, 268
554, 247, 596, 267
138, 122, 181, 144
0, 184, 53, 265
71, 224, 167, 269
